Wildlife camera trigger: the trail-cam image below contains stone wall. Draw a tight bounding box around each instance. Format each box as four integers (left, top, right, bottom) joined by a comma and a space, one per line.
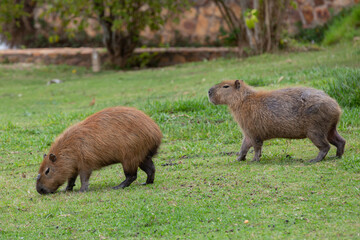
0, 47, 238, 68
141, 0, 358, 45
292, 0, 359, 28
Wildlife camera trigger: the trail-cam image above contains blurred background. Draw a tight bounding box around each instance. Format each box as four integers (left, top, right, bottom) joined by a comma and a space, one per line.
0, 0, 359, 68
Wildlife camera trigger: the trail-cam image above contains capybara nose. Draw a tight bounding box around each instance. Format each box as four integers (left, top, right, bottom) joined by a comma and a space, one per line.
36, 184, 49, 195
208, 89, 213, 96
37, 187, 46, 195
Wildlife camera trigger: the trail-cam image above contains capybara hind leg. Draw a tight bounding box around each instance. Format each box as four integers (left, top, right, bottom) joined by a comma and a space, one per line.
65, 175, 78, 191
79, 170, 92, 192
252, 139, 263, 162
237, 136, 252, 161
139, 157, 155, 184
327, 128, 346, 157
308, 132, 331, 163
113, 171, 137, 189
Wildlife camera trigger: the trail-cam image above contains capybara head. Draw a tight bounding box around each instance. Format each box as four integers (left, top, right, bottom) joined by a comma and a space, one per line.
208, 80, 247, 105
36, 153, 65, 194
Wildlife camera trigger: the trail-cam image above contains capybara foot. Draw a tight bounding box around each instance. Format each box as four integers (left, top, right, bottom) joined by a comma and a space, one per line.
113, 183, 127, 189
139, 157, 155, 184
251, 157, 260, 162
113, 174, 137, 189
309, 158, 321, 163
236, 155, 246, 161
309, 155, 325, 163
79, 186, 88, 192
336, 141, 345, 158
65, 176, 77, 191
327, 128, 346, 158
141, 182, 154, 186
65, 185, 74, 191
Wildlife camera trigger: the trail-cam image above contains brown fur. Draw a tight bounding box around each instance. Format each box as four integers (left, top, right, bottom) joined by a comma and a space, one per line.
208, 80, 346, 162
36, 106, 162, 194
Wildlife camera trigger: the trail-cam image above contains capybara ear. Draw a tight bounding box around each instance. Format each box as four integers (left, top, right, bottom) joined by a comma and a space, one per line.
49, 153, 56, 162
235, 80, 241, 89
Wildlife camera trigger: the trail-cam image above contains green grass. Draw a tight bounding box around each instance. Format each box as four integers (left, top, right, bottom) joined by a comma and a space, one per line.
1, 43, 360, 239
323, 4, 360, 45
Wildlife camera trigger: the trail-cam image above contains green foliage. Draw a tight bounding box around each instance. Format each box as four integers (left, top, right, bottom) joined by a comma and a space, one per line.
295, 23, 327, 43
323, 4, 360, 45
0, 43, 360, 238
41, 0, 190, 67
317, 68, 360, 107
295, 7, 355, 44
339, 155, 360, 173
218, 27, 240, 47
0, 0, 26, 33
245, 9, 259, 30
214, 0, 292, 53
0, 0, 33, 46
148, 98, 209, 114
125, 47, 159, 69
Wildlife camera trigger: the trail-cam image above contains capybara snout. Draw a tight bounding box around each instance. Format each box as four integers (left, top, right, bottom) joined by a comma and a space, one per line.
208, 80, 346, 163
36, 106, 162, 194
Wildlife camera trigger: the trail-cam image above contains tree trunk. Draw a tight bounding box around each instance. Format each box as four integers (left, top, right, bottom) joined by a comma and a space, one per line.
214, 0, 252, 56
0, 0, 37, 47
264, 0, 272, 52
107, 34, 138, 68
239, 0, 260, 54
253, 0, 264, 53
96, 3, 138, 68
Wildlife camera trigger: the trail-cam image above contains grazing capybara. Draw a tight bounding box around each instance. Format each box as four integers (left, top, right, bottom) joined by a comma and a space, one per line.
36, 106, 162, 194
208, 80, 345, 163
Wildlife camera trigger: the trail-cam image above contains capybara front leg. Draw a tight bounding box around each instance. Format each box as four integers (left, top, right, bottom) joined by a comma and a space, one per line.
139, 157, 155, 185
308, 132, 330, 163
65, 175, 78, 191
79, 170, 92, 192
252, 139, 263, 162
237, 136, 252, 161
113, 171, 137, 189
327, 128, 346, 158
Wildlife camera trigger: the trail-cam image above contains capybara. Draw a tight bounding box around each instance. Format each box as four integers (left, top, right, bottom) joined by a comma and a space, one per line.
208, 80, 345, 163
36, 106, 162, 194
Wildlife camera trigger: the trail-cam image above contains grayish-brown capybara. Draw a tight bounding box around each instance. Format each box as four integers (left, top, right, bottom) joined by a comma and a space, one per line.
36, 106, 162, 194
208, 80, 345, 163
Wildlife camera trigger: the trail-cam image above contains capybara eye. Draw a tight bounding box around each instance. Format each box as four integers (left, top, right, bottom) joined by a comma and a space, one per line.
223, 85, 230, 88
45, 168, 50, 175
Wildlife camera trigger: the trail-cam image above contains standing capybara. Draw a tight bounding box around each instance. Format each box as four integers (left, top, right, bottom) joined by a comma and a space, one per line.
208, 80, 346, 163
36, 106, 162, 194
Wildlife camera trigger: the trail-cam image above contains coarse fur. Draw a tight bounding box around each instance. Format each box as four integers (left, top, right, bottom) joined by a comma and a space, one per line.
208, 80, 346, 163
36, 106, 162, 194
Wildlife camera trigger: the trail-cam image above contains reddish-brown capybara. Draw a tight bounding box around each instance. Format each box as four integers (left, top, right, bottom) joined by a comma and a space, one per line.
36, 106, 162, 194
208, 80, 345, 162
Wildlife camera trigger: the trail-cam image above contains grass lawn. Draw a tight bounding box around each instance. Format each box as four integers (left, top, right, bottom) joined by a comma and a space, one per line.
0, 43, 359, 239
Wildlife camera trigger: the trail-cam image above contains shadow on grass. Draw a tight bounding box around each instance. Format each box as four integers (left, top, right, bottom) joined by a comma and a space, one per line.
199, 151, 341, 167
243, 154, 340, 166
